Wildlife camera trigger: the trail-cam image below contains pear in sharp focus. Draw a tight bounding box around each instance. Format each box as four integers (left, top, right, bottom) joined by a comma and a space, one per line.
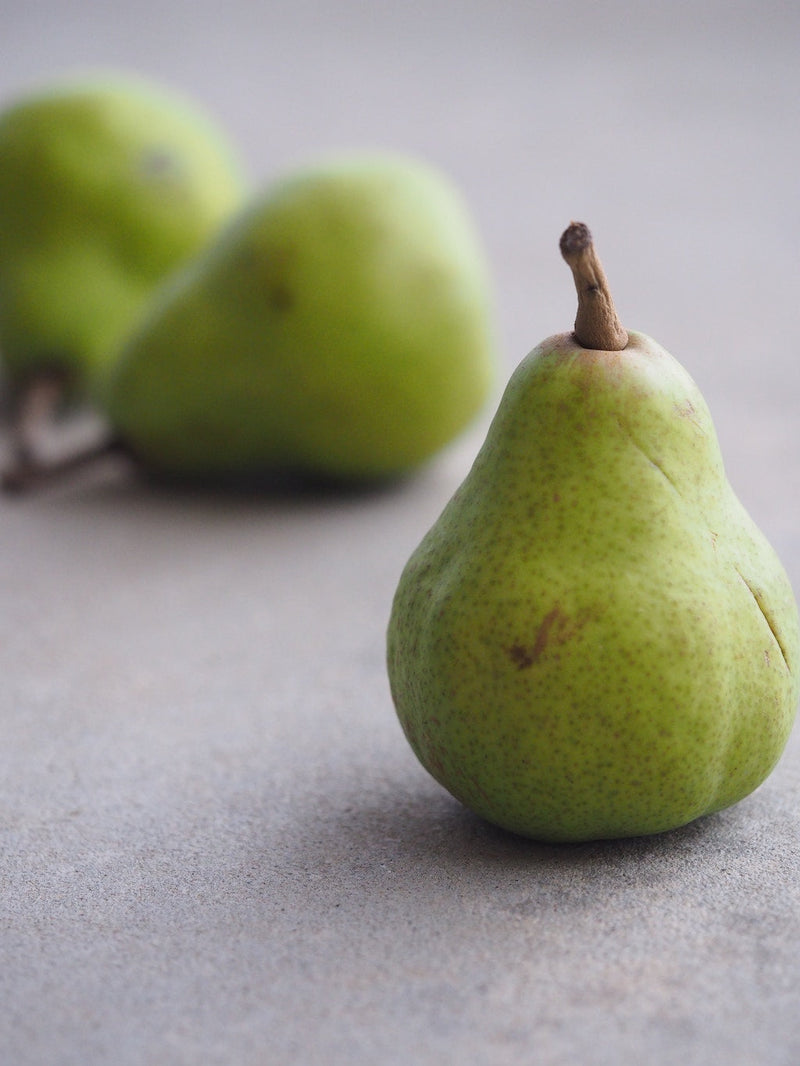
386, 222, 800, 843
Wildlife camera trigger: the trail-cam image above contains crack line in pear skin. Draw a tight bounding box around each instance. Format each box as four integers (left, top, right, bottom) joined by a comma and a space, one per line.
623, 427, 682, 497
735, 566, 791, 672
648, 454, 679, 494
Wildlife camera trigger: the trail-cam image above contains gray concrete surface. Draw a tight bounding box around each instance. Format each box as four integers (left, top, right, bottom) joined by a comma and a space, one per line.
1, 2, 799, 1063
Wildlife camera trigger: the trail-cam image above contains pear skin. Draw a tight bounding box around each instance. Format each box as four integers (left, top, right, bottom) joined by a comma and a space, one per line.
0, 73, 246, 397
387, 224, 799, 842
102, 153, 495, 482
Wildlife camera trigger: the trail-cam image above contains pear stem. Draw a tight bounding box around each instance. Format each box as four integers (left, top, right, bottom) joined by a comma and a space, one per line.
2, 436, 128, 494
559, 222, 628, 351
9, 369, 69, 467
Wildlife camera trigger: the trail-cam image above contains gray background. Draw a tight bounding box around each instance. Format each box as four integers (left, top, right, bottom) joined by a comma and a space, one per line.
1, 2, 799, 1063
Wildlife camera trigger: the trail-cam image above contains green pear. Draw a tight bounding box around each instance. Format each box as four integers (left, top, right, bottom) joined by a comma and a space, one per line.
387, 222, 800, 843
100, 153, 494, 482
0, 72, 246, 405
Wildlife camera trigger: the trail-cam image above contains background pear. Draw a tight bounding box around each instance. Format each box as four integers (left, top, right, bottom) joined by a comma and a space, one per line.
100, 152, 495, 483
387, 222, 800, 843
0, 72, 246, 414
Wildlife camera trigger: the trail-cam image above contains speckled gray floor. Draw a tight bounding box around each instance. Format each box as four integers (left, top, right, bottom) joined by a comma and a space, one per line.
2, 3, 799, 1063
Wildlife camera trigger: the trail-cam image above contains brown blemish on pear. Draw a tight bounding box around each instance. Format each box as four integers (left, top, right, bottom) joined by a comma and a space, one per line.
508, 606, 565, 669
508, 604, 601, 670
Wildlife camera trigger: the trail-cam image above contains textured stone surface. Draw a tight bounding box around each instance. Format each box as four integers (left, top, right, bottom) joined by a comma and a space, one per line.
2, 2, 800, 1063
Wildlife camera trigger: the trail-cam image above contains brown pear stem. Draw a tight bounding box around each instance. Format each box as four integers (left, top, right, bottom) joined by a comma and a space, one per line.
10, 369, 69, 467
2, 436, 129, 494
559, 222, 628, 351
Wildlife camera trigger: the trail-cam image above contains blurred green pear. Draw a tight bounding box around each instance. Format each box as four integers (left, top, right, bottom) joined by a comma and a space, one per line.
103, 153, 495, 482
0, 72, 246, 404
